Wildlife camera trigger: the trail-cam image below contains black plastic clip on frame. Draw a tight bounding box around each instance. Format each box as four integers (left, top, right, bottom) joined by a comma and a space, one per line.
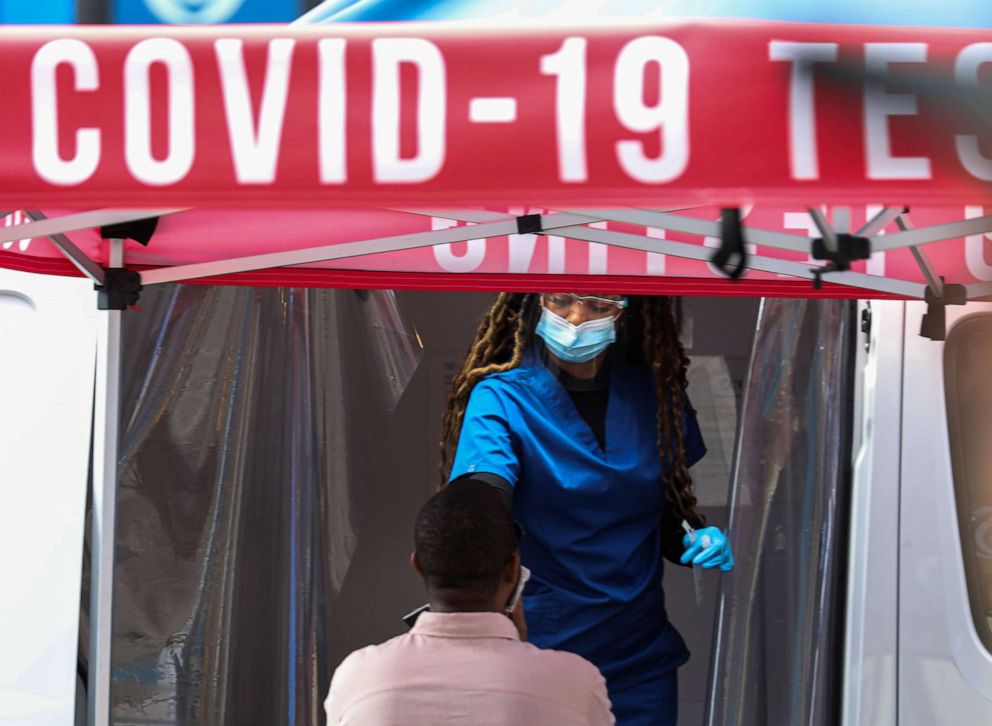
516, 214, 543, 236
710, 208, 748, 279
920, 278, 966, 341
810, 233, 872, 290
95, 216, 159, 310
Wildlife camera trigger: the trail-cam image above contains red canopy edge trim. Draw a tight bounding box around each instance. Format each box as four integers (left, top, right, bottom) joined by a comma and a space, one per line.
0, 250, 903, 299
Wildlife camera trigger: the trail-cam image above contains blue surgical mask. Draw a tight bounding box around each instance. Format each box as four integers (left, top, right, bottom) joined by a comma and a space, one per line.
535, 307, 618, 363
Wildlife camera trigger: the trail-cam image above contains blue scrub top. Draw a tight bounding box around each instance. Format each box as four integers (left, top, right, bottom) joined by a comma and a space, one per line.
450, 344, 706, 691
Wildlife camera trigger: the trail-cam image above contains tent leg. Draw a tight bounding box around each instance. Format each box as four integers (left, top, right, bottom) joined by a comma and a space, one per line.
88, 240, 123, 726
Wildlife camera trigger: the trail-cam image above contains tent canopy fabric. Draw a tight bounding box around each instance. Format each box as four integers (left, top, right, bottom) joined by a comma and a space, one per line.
1, 19, 992, 298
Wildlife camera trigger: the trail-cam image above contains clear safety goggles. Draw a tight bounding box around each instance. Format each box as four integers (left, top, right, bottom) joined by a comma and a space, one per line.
541, 292, 628, 317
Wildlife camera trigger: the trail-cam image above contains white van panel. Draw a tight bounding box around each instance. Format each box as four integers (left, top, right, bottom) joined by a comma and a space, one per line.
843, 300, 902, 726
899, 301, 992, 724
0, 269, 97, 726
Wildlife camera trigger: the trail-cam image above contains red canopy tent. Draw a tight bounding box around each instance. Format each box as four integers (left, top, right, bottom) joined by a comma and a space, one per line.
2, 20, 992, 300
1, 18, 990, 724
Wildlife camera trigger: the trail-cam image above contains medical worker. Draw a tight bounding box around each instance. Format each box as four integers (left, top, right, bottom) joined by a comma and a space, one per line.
439, 292, 734, 726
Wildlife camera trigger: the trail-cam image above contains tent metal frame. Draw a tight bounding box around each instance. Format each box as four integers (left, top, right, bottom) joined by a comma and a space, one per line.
89, 238, 123, 726
8, 205, 992, 299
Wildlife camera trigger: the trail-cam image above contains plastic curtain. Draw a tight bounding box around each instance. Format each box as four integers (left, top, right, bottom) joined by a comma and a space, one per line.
81, 285, 420, 725
705, 298, 852, 726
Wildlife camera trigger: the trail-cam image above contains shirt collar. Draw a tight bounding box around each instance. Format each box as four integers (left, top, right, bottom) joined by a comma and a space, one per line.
411, 611, 520, 641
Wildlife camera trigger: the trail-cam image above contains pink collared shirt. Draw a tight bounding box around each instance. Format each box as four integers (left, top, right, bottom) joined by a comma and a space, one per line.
325, 611, 615, 725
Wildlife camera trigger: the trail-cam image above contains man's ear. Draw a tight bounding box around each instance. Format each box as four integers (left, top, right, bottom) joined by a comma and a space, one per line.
502, 550, 521, 583
411, 551, 425, 578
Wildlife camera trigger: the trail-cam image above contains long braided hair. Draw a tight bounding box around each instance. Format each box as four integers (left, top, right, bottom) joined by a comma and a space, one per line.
438, 293, 706, 527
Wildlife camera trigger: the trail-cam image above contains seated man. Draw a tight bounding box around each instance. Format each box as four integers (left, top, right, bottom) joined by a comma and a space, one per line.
325, 480, 615, 725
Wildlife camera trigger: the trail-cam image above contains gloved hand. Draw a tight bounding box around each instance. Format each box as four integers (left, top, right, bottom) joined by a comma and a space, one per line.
680, 526, 734, 571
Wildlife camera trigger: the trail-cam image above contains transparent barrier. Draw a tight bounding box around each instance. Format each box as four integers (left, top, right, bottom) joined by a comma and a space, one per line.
706, 299, 852, 726
80, 285, 421, 725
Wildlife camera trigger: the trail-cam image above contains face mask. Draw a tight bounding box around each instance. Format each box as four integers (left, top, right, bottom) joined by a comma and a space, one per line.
535, 307, 618, 363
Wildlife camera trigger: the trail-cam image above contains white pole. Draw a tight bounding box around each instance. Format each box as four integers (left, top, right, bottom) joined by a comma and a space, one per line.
88, 238, 123, 726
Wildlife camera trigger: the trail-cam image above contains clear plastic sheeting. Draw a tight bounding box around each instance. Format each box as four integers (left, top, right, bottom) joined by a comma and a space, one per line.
352, 290, 423, 412
705, 299, 852, 726
81, 285, 421, 725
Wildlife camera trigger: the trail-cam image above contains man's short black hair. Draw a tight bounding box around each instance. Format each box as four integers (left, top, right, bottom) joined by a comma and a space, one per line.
414, 480, 519, 599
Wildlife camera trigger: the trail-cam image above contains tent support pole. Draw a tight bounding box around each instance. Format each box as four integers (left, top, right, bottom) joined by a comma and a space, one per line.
833, 207, 851, 235
966, 281, 992, 299
88, 238, 123, 726
858, 207, 904, 236
138, 212, 597, 285
809, 207, 838, 249
422, 209, 926, 299
550, 223, 925, 299
897, 218, 944, 297
571, 208, 992, 260
0, 208, 182, 247
575, 209, 813, 253
870, 213, 992, 252
24, 211, 106, 285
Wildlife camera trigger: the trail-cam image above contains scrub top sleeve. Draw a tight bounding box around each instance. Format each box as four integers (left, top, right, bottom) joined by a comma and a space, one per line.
682, 394, 707, 469
451, 472, 513, 510
448, 380, 520, 487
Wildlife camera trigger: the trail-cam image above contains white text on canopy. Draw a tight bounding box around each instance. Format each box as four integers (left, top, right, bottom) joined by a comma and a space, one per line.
28, 35, 697, 189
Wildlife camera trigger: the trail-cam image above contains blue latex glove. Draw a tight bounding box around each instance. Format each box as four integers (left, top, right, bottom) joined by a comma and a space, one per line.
680, 526, 734, 571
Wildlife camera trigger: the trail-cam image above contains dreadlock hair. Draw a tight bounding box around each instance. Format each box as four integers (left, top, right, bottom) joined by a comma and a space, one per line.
438, 293, 706, 528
